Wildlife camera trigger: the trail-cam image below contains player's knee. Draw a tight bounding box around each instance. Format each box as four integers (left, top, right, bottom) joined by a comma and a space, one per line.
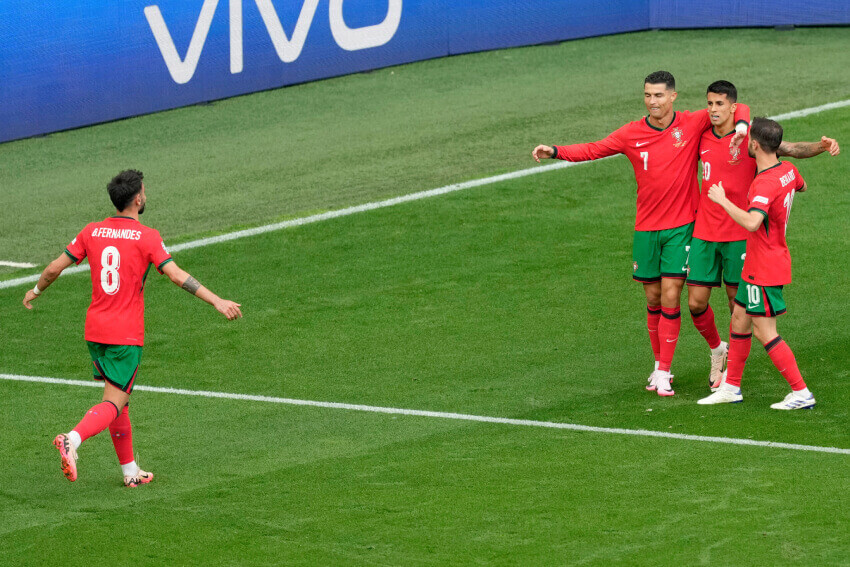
688, 298, 707, 315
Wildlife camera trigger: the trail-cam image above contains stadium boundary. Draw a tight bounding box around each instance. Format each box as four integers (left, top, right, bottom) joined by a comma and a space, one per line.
1, 373, 848, 456
1, 98, 848, 292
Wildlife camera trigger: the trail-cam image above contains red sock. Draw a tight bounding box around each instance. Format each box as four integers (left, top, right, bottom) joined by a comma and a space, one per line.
72, 401, 119, 443
764, 336, 807, 391
690, 306, 721, 349
647, 305, 662, 363
725, 330, 752, 388
109, 405, 135, 465
658, 306, 681, 372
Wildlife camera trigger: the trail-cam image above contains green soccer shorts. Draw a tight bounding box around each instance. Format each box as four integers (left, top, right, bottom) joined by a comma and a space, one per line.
686, 237, 747, 288
734, 283, 787, 317
632, 222, 694, 283
87, 341, 143, 393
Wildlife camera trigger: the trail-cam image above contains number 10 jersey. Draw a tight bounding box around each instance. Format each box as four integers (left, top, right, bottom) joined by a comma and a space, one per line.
65, 216, 173, 346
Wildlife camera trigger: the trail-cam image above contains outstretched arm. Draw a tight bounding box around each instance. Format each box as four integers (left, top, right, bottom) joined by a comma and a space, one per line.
777, 136, 840, 158
161, 261, 242, 320
23, 253, 75, 309
707, 182, 765, 232
533, 129, 624, 163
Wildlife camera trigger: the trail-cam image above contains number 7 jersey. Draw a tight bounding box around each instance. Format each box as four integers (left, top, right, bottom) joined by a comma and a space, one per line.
65, 216, 173, 346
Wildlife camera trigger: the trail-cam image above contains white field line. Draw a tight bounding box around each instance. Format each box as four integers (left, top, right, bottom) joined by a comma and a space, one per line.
1, 373, 848, 456
0, 261, 36, 268
1, 97, 847, 293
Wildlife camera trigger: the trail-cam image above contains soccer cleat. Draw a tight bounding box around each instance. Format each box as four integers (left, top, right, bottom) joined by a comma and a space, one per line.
770, 391, 816, 410
53, 434, 79, 482
654, 371, 675, 397
124, 469, 154, 488
697, 383, 743, 405
645, 362, 663, 391
708, 341, 729, 391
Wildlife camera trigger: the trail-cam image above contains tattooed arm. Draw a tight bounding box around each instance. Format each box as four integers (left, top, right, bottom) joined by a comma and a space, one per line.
777, 136, 840, 158
161, 261, 242, 320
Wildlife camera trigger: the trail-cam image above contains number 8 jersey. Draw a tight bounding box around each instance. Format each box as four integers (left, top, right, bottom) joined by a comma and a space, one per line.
65, 216, 173, 346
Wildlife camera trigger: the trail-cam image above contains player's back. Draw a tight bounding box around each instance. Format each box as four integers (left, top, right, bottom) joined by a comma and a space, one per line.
65, 216, 172, 346
741, 162, 805, 287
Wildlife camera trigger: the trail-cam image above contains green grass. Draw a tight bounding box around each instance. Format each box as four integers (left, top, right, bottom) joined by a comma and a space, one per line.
1, 28, 849, 565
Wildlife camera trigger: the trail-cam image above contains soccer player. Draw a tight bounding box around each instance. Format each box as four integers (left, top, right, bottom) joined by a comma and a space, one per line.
532, 71, 749, 397
697, 118, 815, 408
689, 81, 840, 391
23, 170, 242, 486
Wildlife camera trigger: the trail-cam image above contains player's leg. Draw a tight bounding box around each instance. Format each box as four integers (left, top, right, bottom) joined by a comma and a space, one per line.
652, 223, 693, 396
54, 343, 140, 482
109, 403, 153, 487
721, 240, 747, 315
749, 288, 815, 410
697, 299, 749, 405
633, 230, 663, 388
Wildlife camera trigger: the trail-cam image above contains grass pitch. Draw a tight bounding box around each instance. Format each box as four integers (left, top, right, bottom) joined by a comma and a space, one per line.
1, 27, 849, 565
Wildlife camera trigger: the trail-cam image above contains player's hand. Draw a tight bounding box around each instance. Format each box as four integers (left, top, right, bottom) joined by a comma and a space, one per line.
215, 299, 242, 320
707, 182, 726, 204
820, 136, 840, 156
532, 145, 554, 162
23, 290, 39, 310
729, 131, 746, 151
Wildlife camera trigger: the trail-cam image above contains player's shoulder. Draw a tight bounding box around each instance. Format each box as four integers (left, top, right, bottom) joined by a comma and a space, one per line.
136, 222, 162, 238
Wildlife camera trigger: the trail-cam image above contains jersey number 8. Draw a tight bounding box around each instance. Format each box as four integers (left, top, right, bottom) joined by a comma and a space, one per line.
100, 246, 121, 295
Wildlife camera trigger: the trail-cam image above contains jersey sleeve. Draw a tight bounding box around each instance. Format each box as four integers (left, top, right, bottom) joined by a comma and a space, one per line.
552, 126, 626, 162
733, 103, 750, 128
146, 230, 173, 274
64, 227, 88, 265
747, 178, 772, 217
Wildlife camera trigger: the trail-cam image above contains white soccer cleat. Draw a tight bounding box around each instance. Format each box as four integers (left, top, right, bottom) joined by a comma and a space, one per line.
708, 341, 729, 391
697, 383, 742, 405
770, 391, 816, 410
654, 371, 675, 397
646, 362, 662, 391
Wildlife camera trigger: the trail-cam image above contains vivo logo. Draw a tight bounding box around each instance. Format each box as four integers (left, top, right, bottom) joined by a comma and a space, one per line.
145, 0, 402, 84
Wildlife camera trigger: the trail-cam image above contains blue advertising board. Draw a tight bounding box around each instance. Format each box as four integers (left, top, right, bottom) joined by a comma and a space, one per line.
1, 1, 847, 143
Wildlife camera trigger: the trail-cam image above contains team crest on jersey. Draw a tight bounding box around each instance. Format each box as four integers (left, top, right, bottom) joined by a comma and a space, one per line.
633, 261, 638, 272
728, 145, 741, 165
671, 127, 686, 147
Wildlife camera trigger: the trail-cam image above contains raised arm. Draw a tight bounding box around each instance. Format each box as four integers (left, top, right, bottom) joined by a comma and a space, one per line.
161, 261, 242, 320
23, 253, 75, 309
777, 136, 840, 158
706, 182, 765, 232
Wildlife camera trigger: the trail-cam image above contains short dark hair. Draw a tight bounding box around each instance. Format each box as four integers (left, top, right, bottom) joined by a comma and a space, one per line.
107, 170, 144, 211
644, 71, 675, 90
750, 117, 783, 153
706, 80, 737, 103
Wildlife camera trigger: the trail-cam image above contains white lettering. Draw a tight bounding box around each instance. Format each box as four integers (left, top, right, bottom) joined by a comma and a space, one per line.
144, 0, 220, 85
146, 0, 402, 84
329, 0, 402, 51
254, 0, 320, 64
779, 170, 796, 187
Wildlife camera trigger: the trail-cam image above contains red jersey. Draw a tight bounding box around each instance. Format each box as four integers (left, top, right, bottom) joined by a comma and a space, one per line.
694, 128, 756, 242
741, 162, 806, 287
553, 105, 749, 231
65, 216, 173, 346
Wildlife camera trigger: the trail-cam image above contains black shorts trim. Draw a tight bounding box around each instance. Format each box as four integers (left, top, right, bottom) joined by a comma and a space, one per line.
661, 272, 687, 279
633, 275, 661, 283
723, 279, 740, 288
734, 298, 747, 308
92, 361, 134, 394
686, 278, 722, 288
